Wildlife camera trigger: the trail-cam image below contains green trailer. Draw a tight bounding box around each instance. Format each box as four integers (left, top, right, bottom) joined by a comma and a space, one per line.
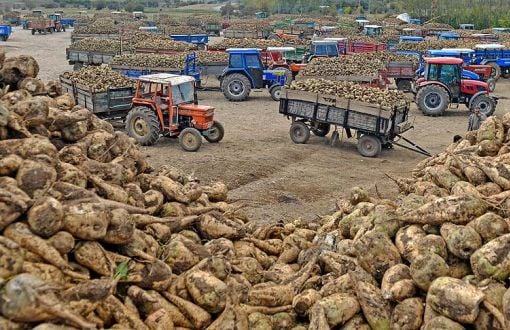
283, 47, 307, 63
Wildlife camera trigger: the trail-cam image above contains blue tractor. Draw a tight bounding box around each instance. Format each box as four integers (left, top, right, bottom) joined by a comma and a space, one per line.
220, 48, 290, 102
473, 43, 510, 79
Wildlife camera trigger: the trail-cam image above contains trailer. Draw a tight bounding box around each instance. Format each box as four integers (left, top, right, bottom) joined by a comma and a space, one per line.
473, 44, 510, 79
66, 48, 123, 70
59, 75, 134, 119
205, 23, 221, 36
70, 33, 118, 43
61, 18, 76, 28
223, 30, 271, 39
170, 34, 209, 47
295, 70, 389, 90
386, 61, 418, 91
279, 88, 429, 157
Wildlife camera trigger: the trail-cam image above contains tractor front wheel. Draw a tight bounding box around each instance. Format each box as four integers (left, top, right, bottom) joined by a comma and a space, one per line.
470, 94, 496, 117
488, 62, 501, 80
179, 127, 203, 152
125, 106, 161, 146
205, 121, 224, 143
289, 121, 310, 144
416, 85, 449, 116
221, 73, 251, 101
269, 85, 282, 101
487, 78, 496, 92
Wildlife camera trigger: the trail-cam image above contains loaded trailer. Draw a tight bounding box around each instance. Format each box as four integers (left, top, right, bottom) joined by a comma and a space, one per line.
60, 75, 134, 119
66, 48, 128, 70
279, 88, 430, 157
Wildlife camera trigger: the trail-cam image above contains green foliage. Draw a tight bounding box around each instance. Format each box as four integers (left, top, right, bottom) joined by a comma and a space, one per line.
92, 0, 106, 10
125, 0, 144, 12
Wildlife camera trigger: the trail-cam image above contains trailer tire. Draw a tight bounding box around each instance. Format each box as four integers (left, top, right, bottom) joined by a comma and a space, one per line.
487, 78, 496, 92
470, 94, 496, 117
357, 134, 382, 157
221, 73, 251, 101
311, 123, 330, 137
62, 26, 66, 32
416, 84, 449, 116
179, 127, 203, 152
205, 121, 224, 143
31, 29, 35, 35
269, 85, 281, 101
488, 62, 501, 80
289, 121, 310, 144
126, 106, 161, 146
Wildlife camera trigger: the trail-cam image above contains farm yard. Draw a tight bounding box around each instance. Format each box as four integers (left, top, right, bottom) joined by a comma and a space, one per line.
3, 6, 510, 329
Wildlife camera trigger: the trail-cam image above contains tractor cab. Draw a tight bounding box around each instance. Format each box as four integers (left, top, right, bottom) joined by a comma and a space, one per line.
363, 25, 383, 36
307, 40, 339, 61
356, 19, 369, 28
459, 24, 475, 30
220, 48, 290, 101
126, 73, 223, 150
493, 28, 510, 34
427, 49, 475, 64
48, 13, 61, 22
415, 57, 496, 116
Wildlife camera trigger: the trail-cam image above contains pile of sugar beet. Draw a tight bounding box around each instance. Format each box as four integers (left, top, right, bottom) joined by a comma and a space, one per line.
2, 52, 510, 330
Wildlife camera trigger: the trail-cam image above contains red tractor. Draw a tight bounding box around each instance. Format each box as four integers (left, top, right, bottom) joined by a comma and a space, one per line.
125, 73, 224, 151
415, 57, 497, 117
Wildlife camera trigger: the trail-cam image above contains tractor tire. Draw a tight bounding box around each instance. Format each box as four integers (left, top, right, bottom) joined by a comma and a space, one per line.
416, 84, 449, 116
396, 79, 412, 92
221, 73, 251, 101
269, 85, 282, 101
311, 123, 330, 137
205, 121, 224, 143
179, 127, 203, 152
31, 29, 35, 35
470, 94, 496, 117
125, 106, 161, 146
488, 62, 501, 80
487, 78, 496, 92
62, 26, 66, 32
357, 134, 382, 157
280, 67, 293, 86
289, 121, 310, 144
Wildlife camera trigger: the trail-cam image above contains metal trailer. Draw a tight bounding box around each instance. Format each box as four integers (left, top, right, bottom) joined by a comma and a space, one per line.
295, 70, 389, 90
223, 30, 271, 39
60, 75, 134, 119
279, 88, 430, 157
205, 23, 221, 36
66, 48, 125, 70
199, 62, 228, 77
169, 34, 209, 48
386, 61, 418, 91
473, 44, 510, 79
61, 18, 76, 28
70, 33, 118, 43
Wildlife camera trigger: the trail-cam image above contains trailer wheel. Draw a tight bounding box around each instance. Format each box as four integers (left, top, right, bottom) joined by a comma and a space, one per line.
62, 26, 66, 32
311, 123, 330, 137
289, 121, 310, 144
396, 79, 412, 92
126, 106, 161, 146
416, 84, 449, 116
487, 78, 496, 92
31, 29, 35, 35
269, 85, 281, 101
357, 135, 382, 157
488, 62, 501, 80
205, 121, 224, 143
179, 127, 203, 152
470, 94, 496, 117
221, 73, 251, 101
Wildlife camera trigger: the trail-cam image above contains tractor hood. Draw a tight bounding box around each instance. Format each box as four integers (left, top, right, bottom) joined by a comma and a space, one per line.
463, 79, 490, 93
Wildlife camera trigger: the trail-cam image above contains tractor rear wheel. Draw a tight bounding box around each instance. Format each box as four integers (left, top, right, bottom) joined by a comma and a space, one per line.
289, 121, 310, 144
221, 73, 251, 101
311, 123, 330, 137
269, 85, 282, 101
470, 94, 496, 117
125, 106, 161, 146
179, 127, 203, 152
488, 62, 501, 80
487, 78, 496, 92
357, 134, 382, 157
205, 121, 224, 143
416, 84, 449, 116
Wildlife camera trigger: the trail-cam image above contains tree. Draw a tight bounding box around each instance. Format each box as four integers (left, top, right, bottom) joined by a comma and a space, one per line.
92, 0, 106, 10
125, 0, 144, 12
23, 0, 37, 10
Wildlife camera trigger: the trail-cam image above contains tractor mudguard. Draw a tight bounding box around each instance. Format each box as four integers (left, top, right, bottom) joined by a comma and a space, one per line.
495, 58, 510, 68
468, 91, 491, 109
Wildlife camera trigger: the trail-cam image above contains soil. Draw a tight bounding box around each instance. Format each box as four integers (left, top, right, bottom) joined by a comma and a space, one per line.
6, 26, 510, 223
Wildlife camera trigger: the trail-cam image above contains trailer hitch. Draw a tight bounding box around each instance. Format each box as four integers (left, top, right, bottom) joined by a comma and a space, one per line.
392, 134, 432, 157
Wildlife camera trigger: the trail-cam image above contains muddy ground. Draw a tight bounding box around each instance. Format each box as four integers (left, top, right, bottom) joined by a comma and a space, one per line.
6, 27, 510, 223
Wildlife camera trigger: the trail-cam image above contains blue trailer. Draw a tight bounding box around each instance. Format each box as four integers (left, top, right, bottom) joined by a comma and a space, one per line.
0, 25, 12, 41
170, 34, 208, 48
438, 32, 460, 40
111, 53, 201, 83
61, 18, 76, 28
399, 36, 424, 43
473, 44, 510, 79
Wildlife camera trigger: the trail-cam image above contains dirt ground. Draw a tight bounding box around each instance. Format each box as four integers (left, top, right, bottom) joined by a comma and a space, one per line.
6, 27, 510, 223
